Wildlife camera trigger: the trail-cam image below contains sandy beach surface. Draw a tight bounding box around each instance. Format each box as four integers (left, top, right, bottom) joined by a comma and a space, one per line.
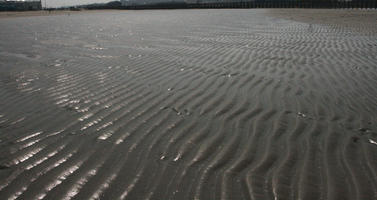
0, 9, 376, 200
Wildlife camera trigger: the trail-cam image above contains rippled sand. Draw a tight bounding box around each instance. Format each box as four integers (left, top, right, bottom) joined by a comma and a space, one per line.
0, 9, 377, 200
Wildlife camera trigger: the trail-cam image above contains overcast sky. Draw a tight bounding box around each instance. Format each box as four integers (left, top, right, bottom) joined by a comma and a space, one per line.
43, 0, 111, 8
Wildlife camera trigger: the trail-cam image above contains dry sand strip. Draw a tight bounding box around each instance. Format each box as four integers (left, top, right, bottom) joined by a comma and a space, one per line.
0, 9, 376, 200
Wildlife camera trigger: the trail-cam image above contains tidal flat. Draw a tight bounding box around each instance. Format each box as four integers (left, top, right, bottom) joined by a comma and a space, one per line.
0, 9, 376, 200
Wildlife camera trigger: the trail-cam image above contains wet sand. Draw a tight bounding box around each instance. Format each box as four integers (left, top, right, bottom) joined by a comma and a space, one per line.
268, 9, 377, 33
0, 9, 376, 200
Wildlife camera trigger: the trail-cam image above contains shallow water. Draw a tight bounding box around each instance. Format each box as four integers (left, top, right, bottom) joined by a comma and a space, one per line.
0, 9, 377, 200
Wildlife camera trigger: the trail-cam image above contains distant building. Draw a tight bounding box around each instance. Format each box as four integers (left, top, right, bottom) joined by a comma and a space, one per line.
0, 0, 42, 11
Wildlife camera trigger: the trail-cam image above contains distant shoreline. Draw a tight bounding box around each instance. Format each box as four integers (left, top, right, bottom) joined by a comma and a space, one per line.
0, 9, 118, 19
2, 8, 377, 22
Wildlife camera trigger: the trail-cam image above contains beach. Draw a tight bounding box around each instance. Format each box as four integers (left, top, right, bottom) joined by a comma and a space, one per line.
0, 9, 376, 200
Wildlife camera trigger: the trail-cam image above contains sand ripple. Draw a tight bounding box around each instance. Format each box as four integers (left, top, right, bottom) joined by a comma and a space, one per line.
0, 9, 377, 200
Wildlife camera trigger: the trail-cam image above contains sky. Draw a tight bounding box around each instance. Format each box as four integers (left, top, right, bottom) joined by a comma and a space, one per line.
43, 0, 111, 8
